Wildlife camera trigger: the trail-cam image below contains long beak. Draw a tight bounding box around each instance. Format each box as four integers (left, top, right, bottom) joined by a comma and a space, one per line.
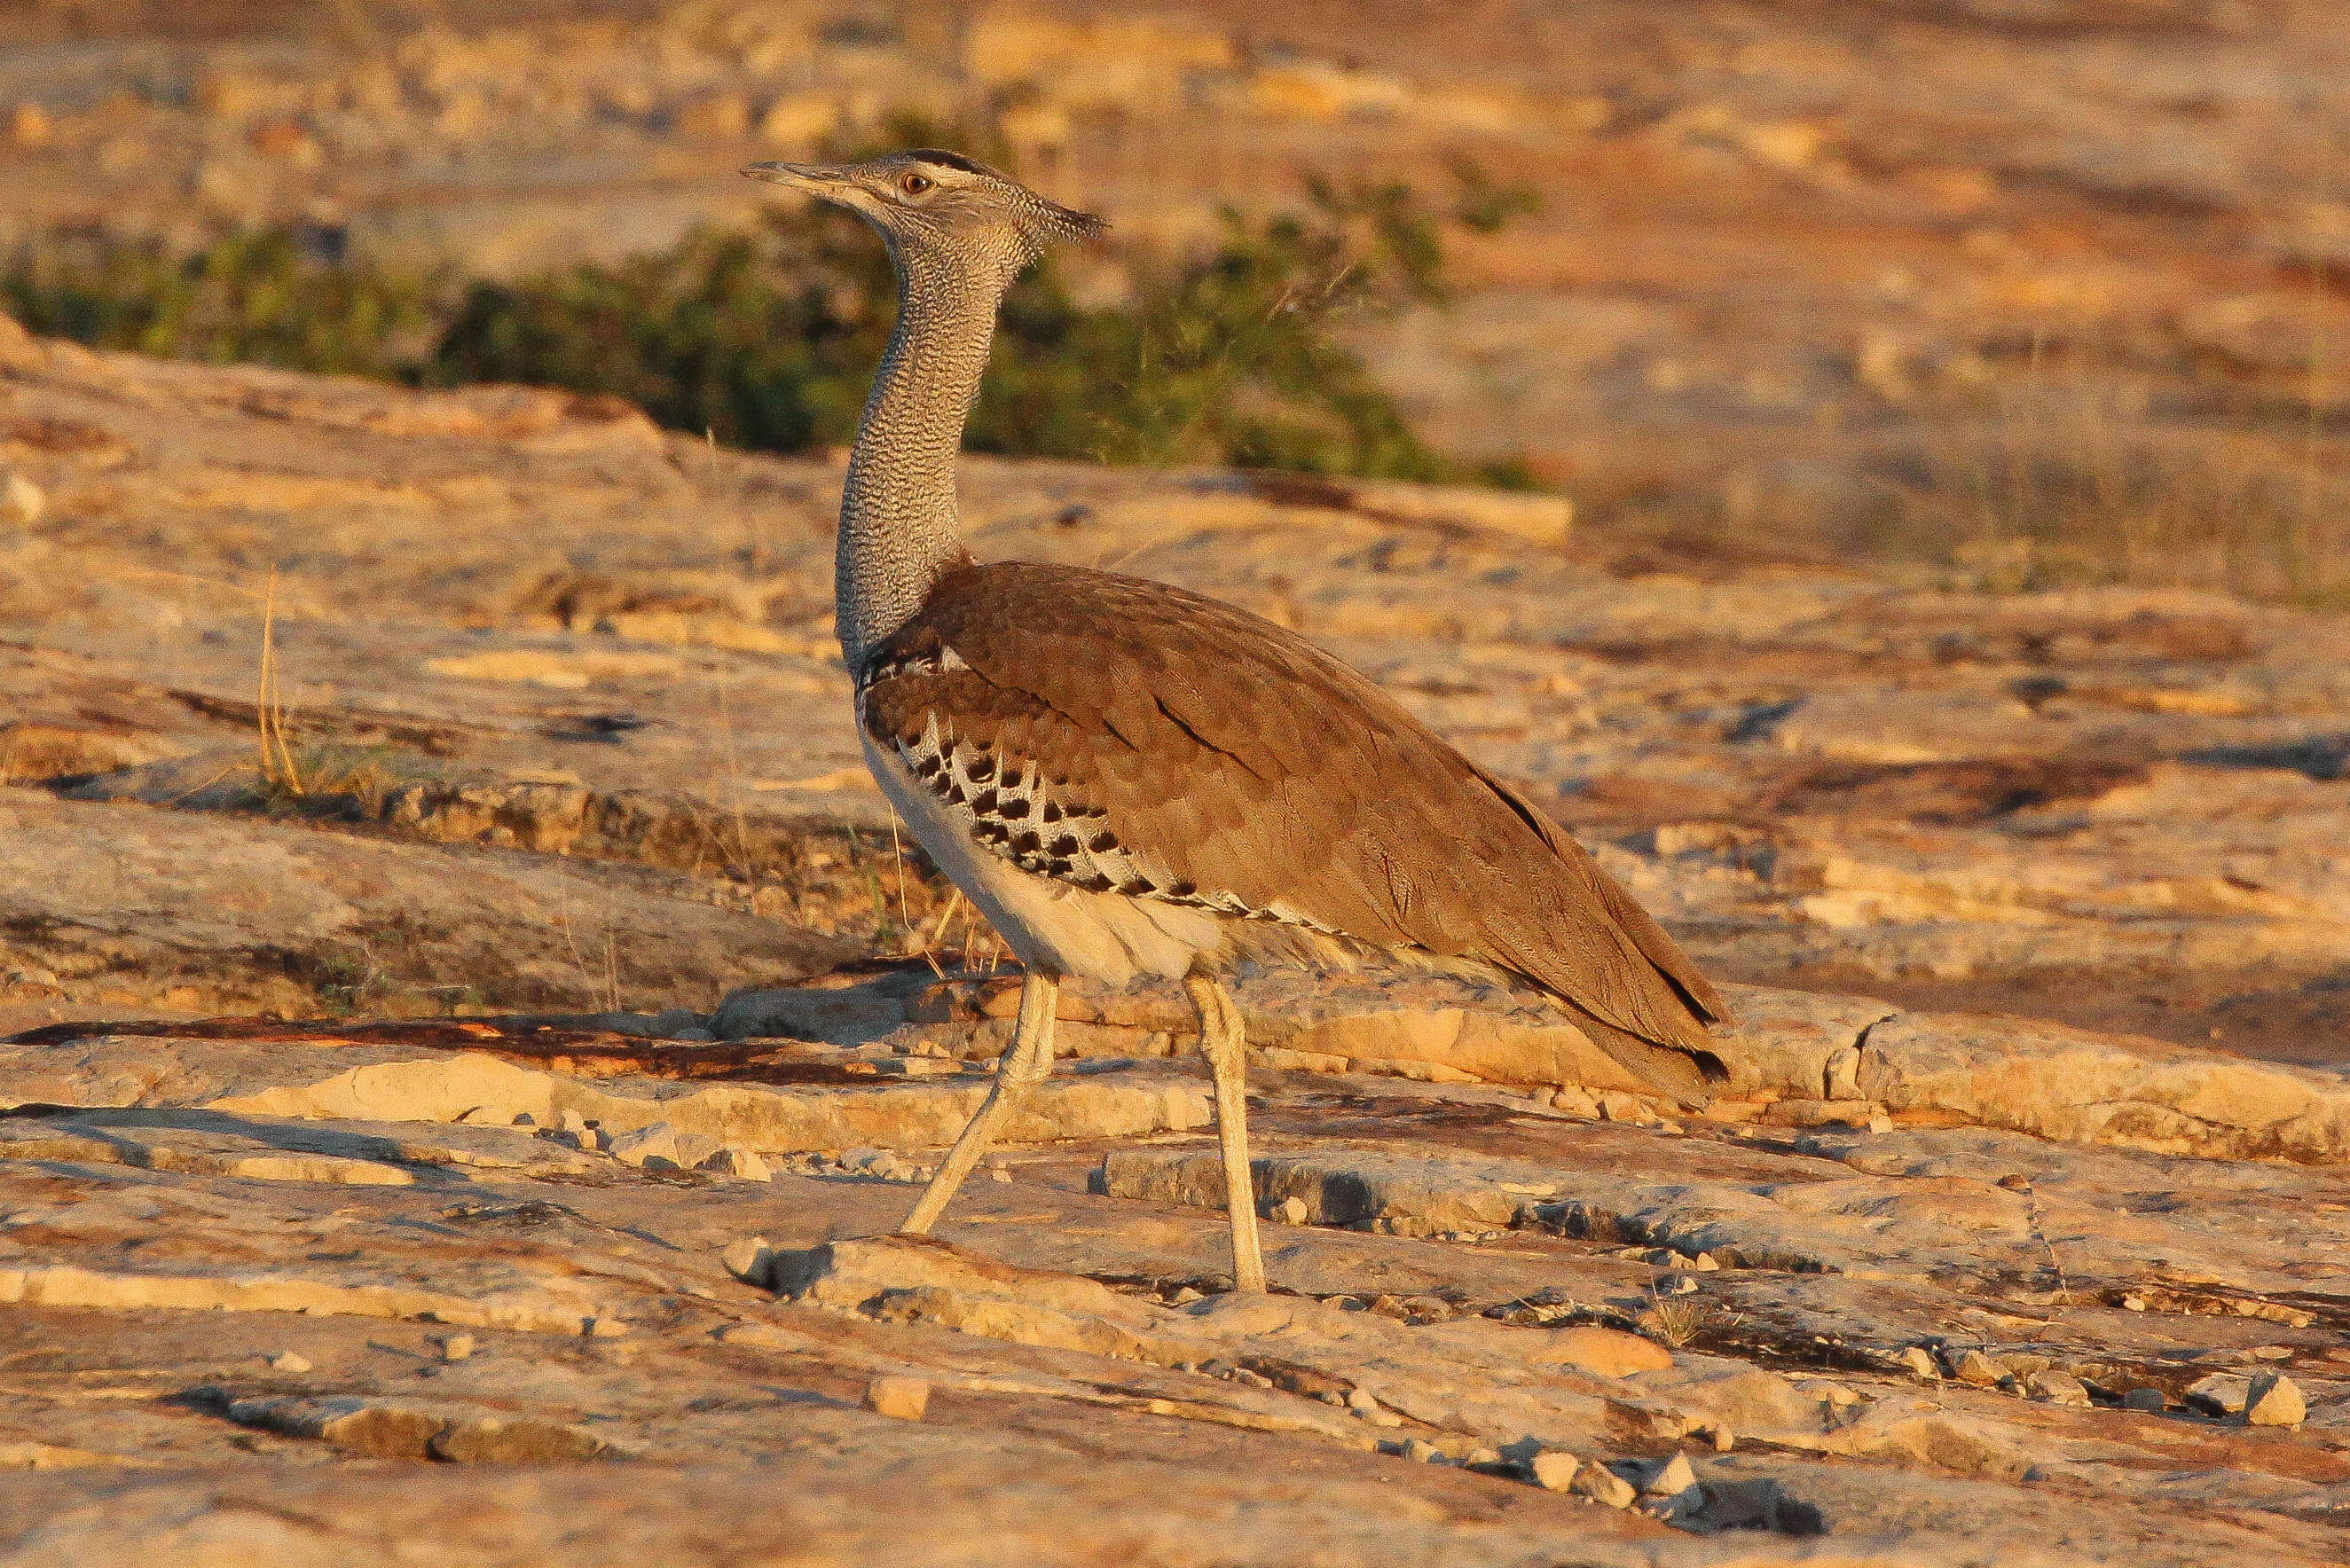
743, 161, 853, 196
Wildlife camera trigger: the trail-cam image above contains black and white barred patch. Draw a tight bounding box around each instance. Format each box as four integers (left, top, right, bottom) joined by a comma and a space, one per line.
859, 669, 1335, 935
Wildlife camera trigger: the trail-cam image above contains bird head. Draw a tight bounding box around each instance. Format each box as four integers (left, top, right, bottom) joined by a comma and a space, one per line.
744, 149, 1104, 280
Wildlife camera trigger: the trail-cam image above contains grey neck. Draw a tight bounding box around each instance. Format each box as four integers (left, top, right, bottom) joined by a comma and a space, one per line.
837, 239, 1010, 669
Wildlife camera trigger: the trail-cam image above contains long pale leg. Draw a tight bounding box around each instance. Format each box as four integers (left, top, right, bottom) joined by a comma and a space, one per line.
1186, 975, 1267, 1294
901, 971, 1058, 1235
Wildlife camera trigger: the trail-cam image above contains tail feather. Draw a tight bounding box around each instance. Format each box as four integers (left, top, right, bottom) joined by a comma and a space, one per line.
1466, 763, 1735, 1097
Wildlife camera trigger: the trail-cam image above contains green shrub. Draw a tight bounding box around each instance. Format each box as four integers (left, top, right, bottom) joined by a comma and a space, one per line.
975, 180, 1457, 478
4, 227, 438, 378
3, 157, 1537, 487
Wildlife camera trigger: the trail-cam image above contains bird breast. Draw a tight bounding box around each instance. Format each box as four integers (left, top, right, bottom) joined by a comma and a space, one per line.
860, 729, 1226, 986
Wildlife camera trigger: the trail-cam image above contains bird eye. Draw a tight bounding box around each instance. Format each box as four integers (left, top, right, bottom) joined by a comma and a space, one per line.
900, 173, 932, 197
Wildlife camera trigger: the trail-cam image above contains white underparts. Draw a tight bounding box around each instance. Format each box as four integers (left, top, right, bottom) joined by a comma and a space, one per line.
862, 733, 1222, 985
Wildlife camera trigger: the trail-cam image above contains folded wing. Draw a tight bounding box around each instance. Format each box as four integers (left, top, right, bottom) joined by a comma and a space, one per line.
860, 561, 1729, 1071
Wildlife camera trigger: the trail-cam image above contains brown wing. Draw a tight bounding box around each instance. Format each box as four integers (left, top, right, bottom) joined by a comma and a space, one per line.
860, 561, 1729, 1064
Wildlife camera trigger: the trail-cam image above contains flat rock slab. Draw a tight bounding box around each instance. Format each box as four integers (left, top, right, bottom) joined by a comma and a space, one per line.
0, 1030, 1212, 1153
1101, 1128, 2350, 1329
0, 792, 853, 1025
1859, 1011, 2350, 1163
714, 968, 2350, 1164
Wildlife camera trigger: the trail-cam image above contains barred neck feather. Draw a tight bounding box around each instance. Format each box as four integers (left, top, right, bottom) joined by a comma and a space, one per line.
835, 240, 1008, 667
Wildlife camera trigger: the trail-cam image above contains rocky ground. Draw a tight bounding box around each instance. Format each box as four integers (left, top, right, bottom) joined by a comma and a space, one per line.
2, 303, 2348, 1562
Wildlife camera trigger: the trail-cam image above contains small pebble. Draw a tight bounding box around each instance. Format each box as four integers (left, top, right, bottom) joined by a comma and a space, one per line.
1570, 1465, 1638, 1508
440, 1334, 475, 1362
1897, 1345, 1940, 1381
1268, 1196, 1309, 1225
1641, 1453, 1696, 1497
5, 472, 44, 525
989, 1164, 1013, 1183
721, 1236, 774, 1286
863, 1376, 931, 1421
267, 1351, 312, 1374
607, 1123, 682, 1169
2122, 1387, 2167, 1412
1529, 1450, 1580, 1491
1401, 1438, 1441, 1463
700, 1146, 773, 1182
2025, 1369, 2089, 1407
2244, 1373, 2306, 1428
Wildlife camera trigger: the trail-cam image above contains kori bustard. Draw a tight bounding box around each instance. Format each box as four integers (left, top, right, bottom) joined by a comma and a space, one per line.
744, 150, 1730, 1293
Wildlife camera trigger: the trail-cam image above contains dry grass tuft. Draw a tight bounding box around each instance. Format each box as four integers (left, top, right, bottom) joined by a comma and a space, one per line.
1868, 343, 2350, 608
1638, 1287, 1719, 1349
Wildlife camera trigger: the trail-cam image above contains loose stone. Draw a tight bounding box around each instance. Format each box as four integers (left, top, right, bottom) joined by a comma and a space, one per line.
2244, 1373, 2306, 1428
1550, 1086, 1599, 1117
2184, 1373, 2251, 1417
722, 1236, 774, 1286
2026, 1369, 2089, 1407
1570, 1465, 1638, 1508
701, 1146, 773, 1181
1529, 1450, 1580, 1491
863, 1376, 931, 1421
1641, 1454, 1697, 1497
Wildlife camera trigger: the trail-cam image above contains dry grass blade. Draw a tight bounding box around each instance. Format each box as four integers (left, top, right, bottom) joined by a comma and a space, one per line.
255, 567, 305, 796
888, 806, 916, 953
913, 887, 967, 979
